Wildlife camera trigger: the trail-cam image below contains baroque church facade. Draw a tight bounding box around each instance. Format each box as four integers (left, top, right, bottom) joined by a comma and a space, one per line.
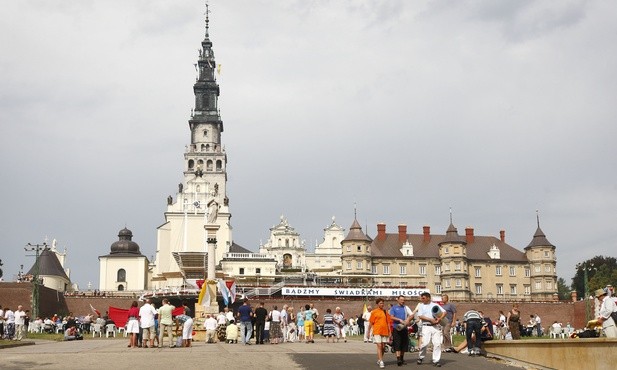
98, 9, 558, 301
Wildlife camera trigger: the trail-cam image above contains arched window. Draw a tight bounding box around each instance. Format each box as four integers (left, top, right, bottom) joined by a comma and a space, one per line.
206, 144, 210, 152
216, 160, 222, 171
188, 159, 194, 169
201, 144, 206, 151
117, 269, 126, 282
118, 284, 125, 291
206, 160, 213, 171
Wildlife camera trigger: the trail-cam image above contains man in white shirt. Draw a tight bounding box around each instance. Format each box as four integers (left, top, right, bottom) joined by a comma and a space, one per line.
4, 307, 15, 340
14, 305, 27, 341
224, 307, 234, 323
416, 292, 446, 367
204, 314, 218, 343
595, 288, 617, 338
139, 299, 157, 348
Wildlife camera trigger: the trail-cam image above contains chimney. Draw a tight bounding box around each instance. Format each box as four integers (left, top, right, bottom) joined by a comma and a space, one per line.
423, 225, 431, 242
398, 224, 407, 243
500, 229, 505, 242
465, 227, 474, 244
377, 223, 386, 241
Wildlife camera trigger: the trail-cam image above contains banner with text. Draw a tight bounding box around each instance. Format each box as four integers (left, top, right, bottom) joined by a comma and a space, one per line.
282, 287, 429, 297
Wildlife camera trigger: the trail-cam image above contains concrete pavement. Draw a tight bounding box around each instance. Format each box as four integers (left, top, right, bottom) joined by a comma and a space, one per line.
0, 338, 526, 370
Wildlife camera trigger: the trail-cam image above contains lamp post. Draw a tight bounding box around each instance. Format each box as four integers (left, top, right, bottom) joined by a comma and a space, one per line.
577, 262, 595, 322
24, 242, 49, 319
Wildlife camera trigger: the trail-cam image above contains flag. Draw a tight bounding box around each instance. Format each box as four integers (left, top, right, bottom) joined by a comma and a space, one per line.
226, 280, 237, 304
90, 303, 101, 317
218, 279, 229, 306
217, 64, 222, 75
197, 280, 208, 305
362, 302, 368, 314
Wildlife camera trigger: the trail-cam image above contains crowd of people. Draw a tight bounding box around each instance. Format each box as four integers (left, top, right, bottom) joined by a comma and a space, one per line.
2, 285, 615, 369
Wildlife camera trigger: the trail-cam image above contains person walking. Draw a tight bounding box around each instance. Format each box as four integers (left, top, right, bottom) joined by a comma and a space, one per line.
389, 295, 413, 366
416, 292, 446, 367
368, 298, 392, 369
506, 304, 521, 339
363, 305, 373, 343
441, 294, 456, 351
14, 305, 26, 341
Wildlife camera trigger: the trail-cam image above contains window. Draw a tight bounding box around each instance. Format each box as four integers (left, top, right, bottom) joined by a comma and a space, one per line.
346, 245, 351, 252
346, 261, 352, 270
455, 262, 461, 271
544, 251, 550, 258
435, 284, 442, 294
357, 261, 363, 269
524, 285, 531, 295
535, 280, 541, 290
256, 268, 261, 274
510, 284, 517, 295
525, 268, 530, 277
371, 264, 377, 274
444, 246, 449, 254
496, 284, 504, 295
496, 266, 502, 276
475, 284, 482, 295
509, 266, 516, 276
444, 263, 450, 271
419, 265, 426, 275
545, 265, 551, 272
400, 265, 407, 275
357, 246, 362, 252
535, 264, 541, 272
475, 267, 481, 278
239, 268, 245, 275
455, 279, 462, 288
118, 284, 124, 291
383, 265, 390, 275
117, 269, 126, 282
546, 280, 552, 289
435, 266, 441, 276
444, 279, 451, 288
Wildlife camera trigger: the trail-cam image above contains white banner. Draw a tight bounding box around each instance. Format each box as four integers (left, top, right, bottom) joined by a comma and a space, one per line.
281, 287, 430, 297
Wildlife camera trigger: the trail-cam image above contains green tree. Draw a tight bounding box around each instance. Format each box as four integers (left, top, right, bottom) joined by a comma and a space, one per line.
556, 277, 571, 300
572, 256, 617, 298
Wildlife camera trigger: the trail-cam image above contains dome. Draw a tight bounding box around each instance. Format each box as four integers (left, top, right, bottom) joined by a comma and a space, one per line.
110, 227, 141, 255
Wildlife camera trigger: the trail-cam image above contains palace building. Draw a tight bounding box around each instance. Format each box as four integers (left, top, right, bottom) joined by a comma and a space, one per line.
97, 8, 559, 302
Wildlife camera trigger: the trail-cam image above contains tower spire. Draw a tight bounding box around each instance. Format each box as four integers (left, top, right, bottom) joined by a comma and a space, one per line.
204, 1, 210, 38
536, 209, 540, 228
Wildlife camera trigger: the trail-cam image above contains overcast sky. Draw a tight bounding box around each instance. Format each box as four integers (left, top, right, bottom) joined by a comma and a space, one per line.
1, 0, 616, 290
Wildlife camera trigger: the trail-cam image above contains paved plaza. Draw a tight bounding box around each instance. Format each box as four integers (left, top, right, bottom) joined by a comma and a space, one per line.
0, 338, 526, 370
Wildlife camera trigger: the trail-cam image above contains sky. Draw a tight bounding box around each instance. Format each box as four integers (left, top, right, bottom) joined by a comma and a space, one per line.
1, 0, 616, 290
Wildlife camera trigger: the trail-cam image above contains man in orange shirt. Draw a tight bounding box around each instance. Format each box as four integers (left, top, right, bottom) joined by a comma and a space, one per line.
368, 298, 392, 369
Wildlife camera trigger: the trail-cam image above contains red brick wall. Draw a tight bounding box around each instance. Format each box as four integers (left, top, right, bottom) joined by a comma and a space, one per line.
0, 283, 589, 329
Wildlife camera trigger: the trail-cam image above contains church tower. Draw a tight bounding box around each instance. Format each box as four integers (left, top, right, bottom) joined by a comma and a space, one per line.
151, 7, 232, 289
